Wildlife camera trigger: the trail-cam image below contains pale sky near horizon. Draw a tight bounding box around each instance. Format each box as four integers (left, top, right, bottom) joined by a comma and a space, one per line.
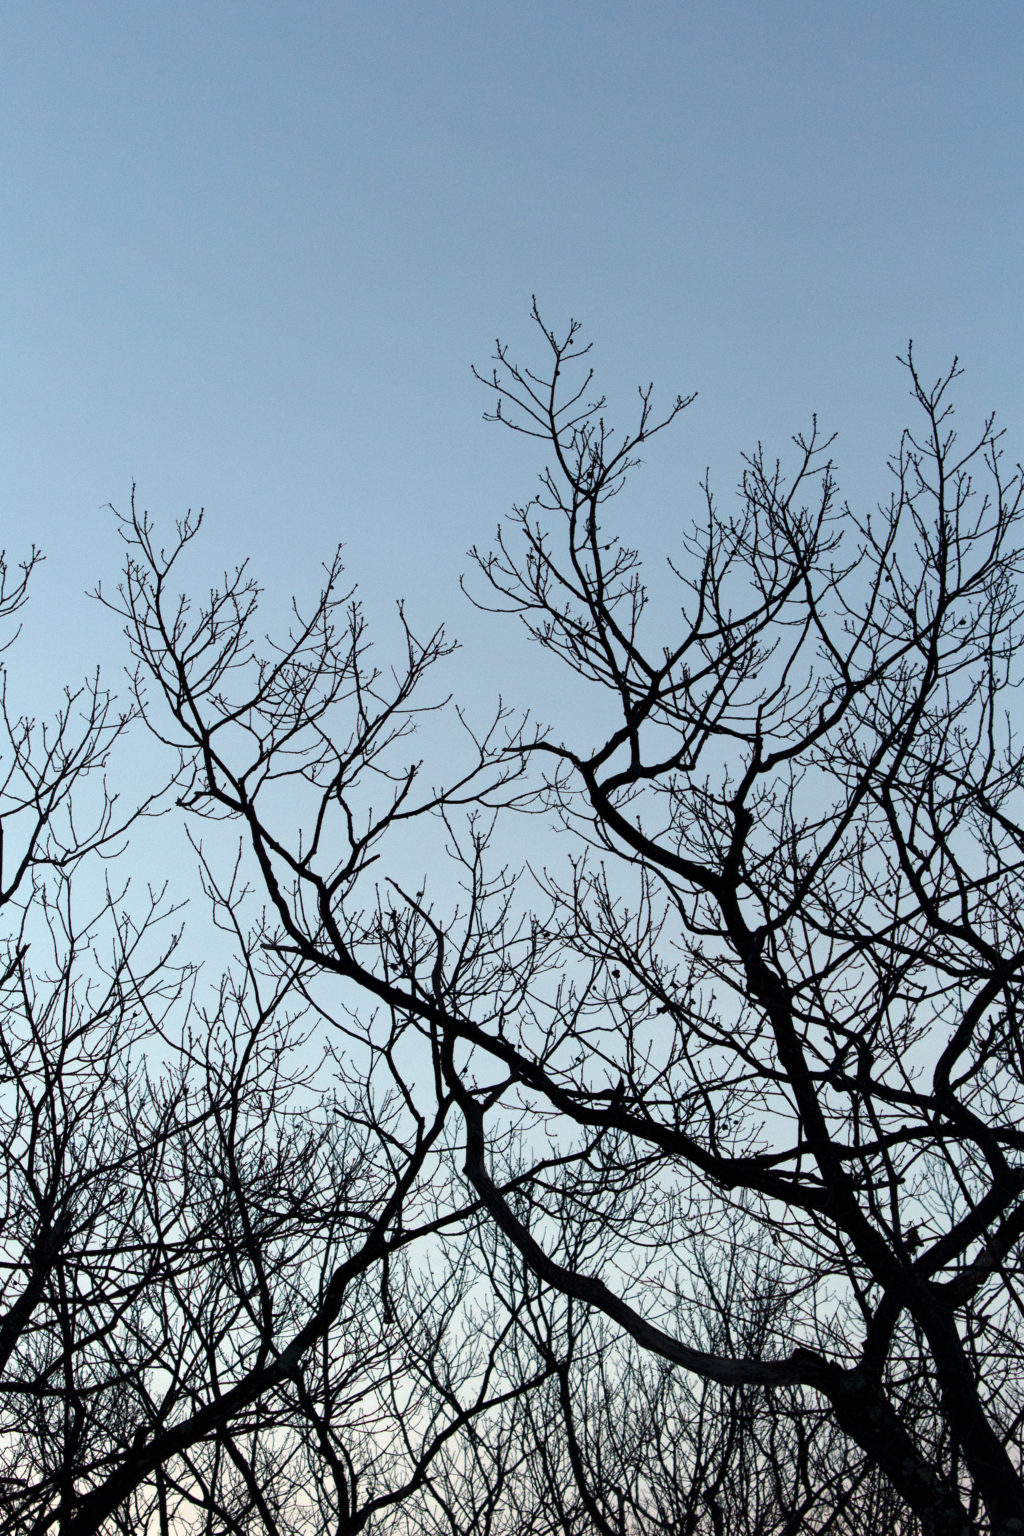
2, 1, 1021, 721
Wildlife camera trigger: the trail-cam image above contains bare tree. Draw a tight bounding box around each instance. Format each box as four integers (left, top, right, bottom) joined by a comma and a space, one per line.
457, 313, 1024, 1536
0, 539, 551, 1535
114, 308, 1024, 1536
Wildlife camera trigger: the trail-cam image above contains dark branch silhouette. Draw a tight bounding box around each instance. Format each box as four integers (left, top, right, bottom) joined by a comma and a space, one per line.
4, 308, 1024, 1533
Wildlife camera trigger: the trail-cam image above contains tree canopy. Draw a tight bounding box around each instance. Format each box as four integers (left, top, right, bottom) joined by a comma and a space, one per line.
3, 312, 1024, 1535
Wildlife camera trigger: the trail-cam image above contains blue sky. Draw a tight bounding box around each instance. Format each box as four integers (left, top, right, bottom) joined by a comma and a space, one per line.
2, 0, 1021, 710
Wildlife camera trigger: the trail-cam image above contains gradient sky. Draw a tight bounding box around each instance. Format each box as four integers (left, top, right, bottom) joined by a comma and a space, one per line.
2, 0, 1021, 720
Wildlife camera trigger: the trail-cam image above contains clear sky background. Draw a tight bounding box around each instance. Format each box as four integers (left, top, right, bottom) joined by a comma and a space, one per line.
2, 0, 1021, 723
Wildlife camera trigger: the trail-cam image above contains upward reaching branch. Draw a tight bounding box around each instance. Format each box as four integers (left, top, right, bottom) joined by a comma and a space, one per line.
14, 312, 1024, 1535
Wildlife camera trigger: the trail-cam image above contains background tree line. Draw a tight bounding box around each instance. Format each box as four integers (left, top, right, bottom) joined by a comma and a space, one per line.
2, 309, 1023, 1534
